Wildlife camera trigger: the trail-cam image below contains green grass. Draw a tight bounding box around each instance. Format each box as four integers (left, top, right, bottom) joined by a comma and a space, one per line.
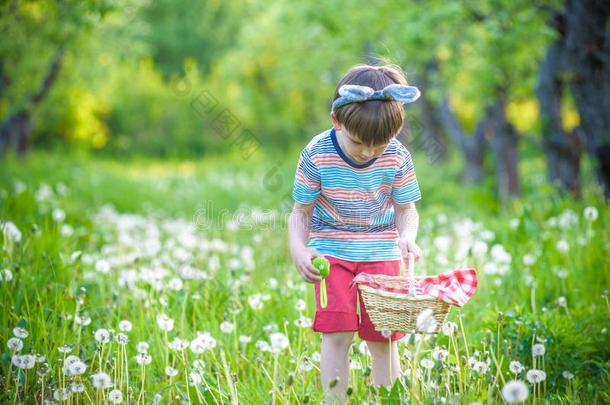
0, 149, 608, 404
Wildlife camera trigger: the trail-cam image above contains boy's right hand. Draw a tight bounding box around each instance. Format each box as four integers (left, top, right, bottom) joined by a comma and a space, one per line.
291, 246, 323, 284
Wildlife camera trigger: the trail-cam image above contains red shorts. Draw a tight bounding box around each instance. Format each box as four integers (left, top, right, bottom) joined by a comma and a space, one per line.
312, 255, 406, 342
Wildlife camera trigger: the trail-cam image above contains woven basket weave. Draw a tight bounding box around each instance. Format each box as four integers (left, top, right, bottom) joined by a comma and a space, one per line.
358, 253, 450, 334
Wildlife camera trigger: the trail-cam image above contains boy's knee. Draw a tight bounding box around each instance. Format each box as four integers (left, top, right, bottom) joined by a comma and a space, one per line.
323, 332, 354, 350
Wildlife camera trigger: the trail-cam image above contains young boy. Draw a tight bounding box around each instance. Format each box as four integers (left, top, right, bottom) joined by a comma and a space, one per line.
288, 64, 423, 403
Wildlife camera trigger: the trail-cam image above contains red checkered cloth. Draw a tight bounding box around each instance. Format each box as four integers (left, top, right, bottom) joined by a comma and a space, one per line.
350, 268, 478, 307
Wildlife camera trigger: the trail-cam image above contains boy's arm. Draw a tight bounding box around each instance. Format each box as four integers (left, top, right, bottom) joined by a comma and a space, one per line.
394, 202, 422, 261
288, 202, 322, 283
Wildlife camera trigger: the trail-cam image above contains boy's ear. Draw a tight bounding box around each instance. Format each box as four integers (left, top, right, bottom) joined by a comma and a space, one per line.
330, 112, 341, 130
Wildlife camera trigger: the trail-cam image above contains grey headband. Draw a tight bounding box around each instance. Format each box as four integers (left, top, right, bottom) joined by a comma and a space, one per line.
331, 83, 421, 112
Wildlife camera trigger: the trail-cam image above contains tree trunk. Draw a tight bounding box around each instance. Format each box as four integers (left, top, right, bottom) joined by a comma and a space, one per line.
563, 0, 610, 199
487, 96, 520, 200
438, 96, 486, 183
536, 17, 582, 197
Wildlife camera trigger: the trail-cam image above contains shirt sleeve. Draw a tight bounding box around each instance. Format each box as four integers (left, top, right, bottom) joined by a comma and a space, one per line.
292, 148, 321, 204
392, 147, 422, 204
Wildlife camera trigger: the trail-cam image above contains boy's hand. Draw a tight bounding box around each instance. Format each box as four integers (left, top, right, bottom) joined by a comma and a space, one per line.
398, 237, 422, 262
291, 246, 323, 283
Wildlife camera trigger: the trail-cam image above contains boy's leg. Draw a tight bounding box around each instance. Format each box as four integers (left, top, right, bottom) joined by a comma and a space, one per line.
366, 340, 401, 387
320, 331, 354, 404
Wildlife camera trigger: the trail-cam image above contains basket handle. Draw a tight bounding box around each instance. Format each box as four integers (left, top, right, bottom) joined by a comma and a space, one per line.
402, 252, 416, 297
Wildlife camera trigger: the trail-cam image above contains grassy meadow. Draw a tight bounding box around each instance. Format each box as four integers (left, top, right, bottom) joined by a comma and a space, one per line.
0, 149, 608, 404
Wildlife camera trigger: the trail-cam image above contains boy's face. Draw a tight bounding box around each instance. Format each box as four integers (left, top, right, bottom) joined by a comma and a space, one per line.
331, 113, 390, 164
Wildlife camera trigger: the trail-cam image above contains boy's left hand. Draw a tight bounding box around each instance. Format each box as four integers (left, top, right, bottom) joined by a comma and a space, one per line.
398, 237, 422, 262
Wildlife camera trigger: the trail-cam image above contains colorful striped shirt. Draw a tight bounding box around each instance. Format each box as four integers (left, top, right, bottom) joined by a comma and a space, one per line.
292, 127, 422, 262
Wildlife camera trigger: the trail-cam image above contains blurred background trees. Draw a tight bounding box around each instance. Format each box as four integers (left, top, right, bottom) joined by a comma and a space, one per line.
1, 0, 608, 201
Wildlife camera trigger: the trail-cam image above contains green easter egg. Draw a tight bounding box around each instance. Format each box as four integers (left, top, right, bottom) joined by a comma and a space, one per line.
312, 257, 330, 278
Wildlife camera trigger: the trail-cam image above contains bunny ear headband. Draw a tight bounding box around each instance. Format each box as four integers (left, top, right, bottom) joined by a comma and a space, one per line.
331, 83, 421, 112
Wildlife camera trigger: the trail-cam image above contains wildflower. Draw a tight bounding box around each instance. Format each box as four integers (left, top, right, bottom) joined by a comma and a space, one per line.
442, 322, 457, 336
1, 269, 13, 281
522, 254, 536, 266
562, 371, 574, 379
295, 299, 306, 311
532, 344, 545, 356
94, 329, 111, 344
472, 361, 489, 374
70, 383, 85, 393
108, 389, 123, 404
248, 294, 263, 310
11, 354, 36, 369
359, 341, 369, 355
509, 361, 525, 374
75, 315, 92, 326
52, 208, 66, 222
169, 337, 188, 351
115, 333, 128, 345
294, 315, 312, 328
63, 356, 87, 376
156, 314, 174, 332
190, 372, 202, 384
135, 353, 152, 365
299, 358, 314, 372
239, 335, 252, 344
432, 347, 449, 362
556, 296, 567, 307
220, 321, 235, 334
256, 340, 271, 352
311, 351, 321, 362
193, 359, 205, 370
137, 341, 149, 353
165, 367, 178, 377
349, 359, 362, 370
269, 332, 289, 353
13, 327, 28, 339
583, 206, 598, 222
191, 332, 216, 352
501, 380, 529, 403
95, 260, 111, 274
556, 240, 569, 252
91, 372, 113, 389
118, 320, 132, 332
526, 369, 546, 384
1, 221, 22, 242
58, 344, 73, 353
7, 337, 23, 352
54, 388, 71, 401
420, 358, 435, 370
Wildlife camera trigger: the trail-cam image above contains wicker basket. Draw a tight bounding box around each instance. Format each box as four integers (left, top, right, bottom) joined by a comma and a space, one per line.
357, 253, 450, 334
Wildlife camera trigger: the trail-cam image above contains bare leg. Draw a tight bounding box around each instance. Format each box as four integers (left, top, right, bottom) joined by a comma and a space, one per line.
366, 340, 401, 386
320, 332, 354, 404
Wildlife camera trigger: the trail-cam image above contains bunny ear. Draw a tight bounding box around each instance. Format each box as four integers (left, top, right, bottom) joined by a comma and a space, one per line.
338, 84, 375, 98
382, 84, 421, 104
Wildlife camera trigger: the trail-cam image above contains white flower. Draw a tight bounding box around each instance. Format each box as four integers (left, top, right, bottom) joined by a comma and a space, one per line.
416, 309, 437, 333
509, 361, 524, 374
501, 380, 529, 403
295, 299, 306, 311
293, 315, 312, 328
299, 358, 313, 372
63, 356, 87, 376
239, 335, 252, 344
70, 383, 85, 393
135, 353, 152, 365
311, 351, 321, 362
522, 254, 536, 266
165, 366, 178, 377
7, 337, 23, 352
349, 359, 362, 370
118, 320, 132, 332
94, 329, 111, 344
95, 260, 110, 274
472, 361, 489, 374
472, 240, 488, 256
248, 294, 263, 310
75, 315, 91, 326
169, 337, 188, 351
256, 340, 271, 352
556, 239, 569, 252
156, 314, 174, 332
1, 269, 13, 281
52, 208, 66, 222
13, 327, 28, 339
137, 341, 149, 353
420, 358, 435, 370
54, 388, 71, 401
269, 332, 289, 353
556, 296, 567, 307
432, 347, 449, 362
191, 332, 216, 352
1, 221, 22, 242
526, 369, 546, 383
220, 321, 235, 334
583, 206, 598, 222
193, 359, 205, 370
108, 389, 123, 404
11, 354, 36, 369
532, 344, 545, 357
190, 371, 202, 384
562, 371, 574, 379
441, 322, 457, 336
91, 372, 113, 389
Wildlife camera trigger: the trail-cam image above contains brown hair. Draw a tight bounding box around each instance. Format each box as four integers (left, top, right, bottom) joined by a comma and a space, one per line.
332, 64, 408, 146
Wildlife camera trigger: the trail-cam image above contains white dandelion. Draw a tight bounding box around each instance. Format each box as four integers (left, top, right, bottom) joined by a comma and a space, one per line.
220, 321, 235, 334
165, 366, 178, 377
509, 361, 525, 374
94, 329, 111, 344
135, 353, 152, 365
118, 320, 132, 332
7, 337, 23, 352
583, 206, 598, 222
108, 389, 123, 404
91, 372, 113, 389
156, 314, 174, 332
269, 332, 289, 353
420, 358, 435, 370
416, 309, 437, 333
532, 344, 545, 357
501, 380, 529, 403
13, 327, 28, 339
562, 371, 574, 379
526, 369, 546, 384
137, 341, 149, 353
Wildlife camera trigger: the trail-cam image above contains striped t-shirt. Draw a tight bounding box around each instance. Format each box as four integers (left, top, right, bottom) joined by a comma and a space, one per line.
292, 127, 422, 262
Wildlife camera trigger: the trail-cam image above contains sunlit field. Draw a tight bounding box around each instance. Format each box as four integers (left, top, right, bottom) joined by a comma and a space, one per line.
0, 151, 608, 404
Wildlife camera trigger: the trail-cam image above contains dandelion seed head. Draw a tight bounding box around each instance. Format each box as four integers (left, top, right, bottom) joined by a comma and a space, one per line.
501, 380, 529, 403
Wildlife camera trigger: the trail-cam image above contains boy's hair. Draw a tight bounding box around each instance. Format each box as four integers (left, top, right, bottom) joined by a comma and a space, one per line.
332, 64, 408, 146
